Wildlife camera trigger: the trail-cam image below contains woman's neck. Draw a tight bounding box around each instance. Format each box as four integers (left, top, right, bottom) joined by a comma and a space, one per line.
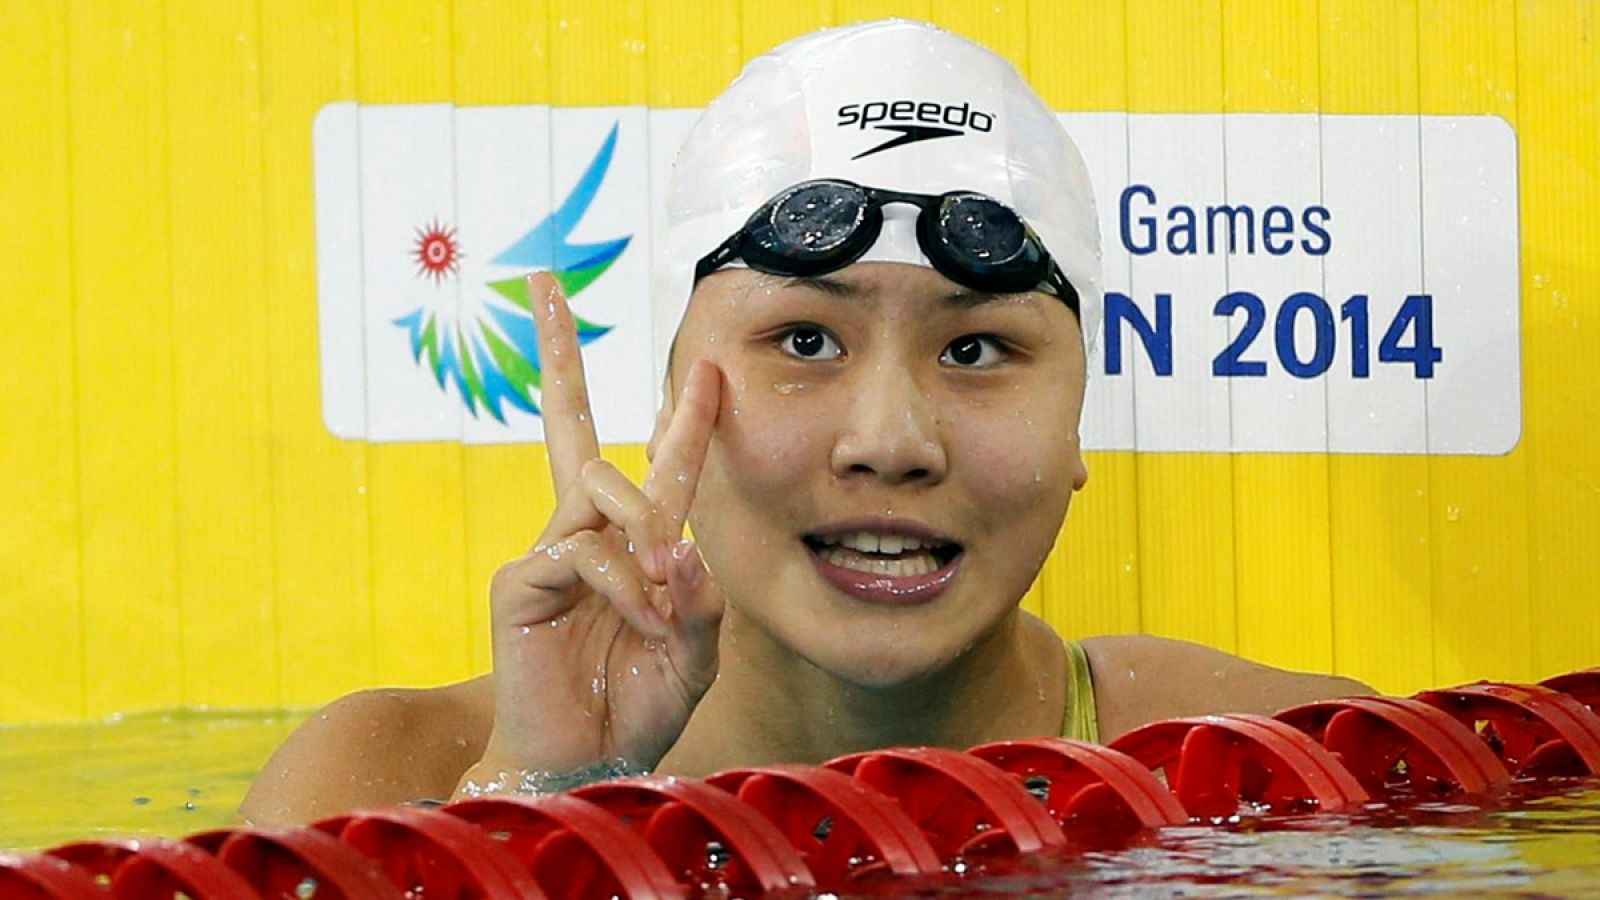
660, 606, 1067, 775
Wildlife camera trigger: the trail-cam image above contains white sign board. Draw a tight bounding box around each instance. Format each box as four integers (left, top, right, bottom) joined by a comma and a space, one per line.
314, 105, 1520, 454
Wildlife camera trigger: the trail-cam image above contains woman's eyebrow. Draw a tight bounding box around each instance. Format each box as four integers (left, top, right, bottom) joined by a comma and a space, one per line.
942, 288, 991, 309
781, 276, 1044, 313
783, 275, 868, 299
941, 288, 1045, 311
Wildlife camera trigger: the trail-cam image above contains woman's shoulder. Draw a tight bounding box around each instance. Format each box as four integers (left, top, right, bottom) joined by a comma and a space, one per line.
1079, 634, 1373, 741
240, 676, 494, 826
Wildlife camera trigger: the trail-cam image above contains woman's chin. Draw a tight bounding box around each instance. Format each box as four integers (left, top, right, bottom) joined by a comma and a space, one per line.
791, 625, 973, 690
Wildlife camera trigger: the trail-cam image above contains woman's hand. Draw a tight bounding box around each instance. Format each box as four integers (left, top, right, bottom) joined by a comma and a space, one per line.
455, 272, 724, 796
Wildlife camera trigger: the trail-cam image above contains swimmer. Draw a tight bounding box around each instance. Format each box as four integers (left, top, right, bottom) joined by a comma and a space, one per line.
242, 19, 1369, 825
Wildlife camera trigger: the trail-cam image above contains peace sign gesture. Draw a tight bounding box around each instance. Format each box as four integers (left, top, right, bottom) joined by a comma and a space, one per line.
456, 272, 724, 794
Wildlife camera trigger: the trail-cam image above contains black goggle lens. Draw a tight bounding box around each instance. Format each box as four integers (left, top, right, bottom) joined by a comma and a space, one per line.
938, 194, 1027, 267
769, 183, 867, 253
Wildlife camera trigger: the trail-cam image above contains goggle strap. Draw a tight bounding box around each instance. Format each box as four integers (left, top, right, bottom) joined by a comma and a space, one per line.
694, 237, 742, 282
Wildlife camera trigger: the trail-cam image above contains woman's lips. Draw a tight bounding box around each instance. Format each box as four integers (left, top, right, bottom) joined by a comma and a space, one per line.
805, 542, 963, 604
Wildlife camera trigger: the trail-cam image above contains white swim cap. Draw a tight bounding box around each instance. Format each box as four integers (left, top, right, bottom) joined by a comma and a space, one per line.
653, 18, 1102, 388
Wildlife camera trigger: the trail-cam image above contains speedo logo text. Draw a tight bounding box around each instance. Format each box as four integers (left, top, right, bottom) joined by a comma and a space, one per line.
836, 99, 997, 159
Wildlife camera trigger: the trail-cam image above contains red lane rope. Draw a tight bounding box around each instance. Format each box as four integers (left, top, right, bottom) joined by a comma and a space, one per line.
10, 667, 1599, 900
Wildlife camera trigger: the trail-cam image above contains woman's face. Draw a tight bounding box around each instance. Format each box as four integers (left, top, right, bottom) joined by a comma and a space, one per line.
666, 262, 1089, 687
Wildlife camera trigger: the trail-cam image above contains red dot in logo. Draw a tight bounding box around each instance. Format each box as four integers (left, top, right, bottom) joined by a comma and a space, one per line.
412, 218, 461, 282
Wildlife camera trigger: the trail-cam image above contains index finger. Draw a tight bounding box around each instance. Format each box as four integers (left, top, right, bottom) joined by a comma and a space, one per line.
530, 271, 601, 496
642, 358, 722, 527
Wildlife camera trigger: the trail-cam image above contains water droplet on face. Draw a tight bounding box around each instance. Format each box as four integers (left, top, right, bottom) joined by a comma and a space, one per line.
520, 625, 532, 636
630, 665, 641, 676
773, 382, 805, 395
295, 876, 319, 899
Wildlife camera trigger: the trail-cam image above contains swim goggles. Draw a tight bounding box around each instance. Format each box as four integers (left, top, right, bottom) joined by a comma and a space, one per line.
693, 179, 1080, 317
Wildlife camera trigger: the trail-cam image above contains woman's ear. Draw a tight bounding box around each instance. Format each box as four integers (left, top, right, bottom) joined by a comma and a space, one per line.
1071, 446, 1090, 491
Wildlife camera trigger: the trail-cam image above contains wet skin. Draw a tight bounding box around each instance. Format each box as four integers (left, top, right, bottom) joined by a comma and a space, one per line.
655, 263, 1091, 772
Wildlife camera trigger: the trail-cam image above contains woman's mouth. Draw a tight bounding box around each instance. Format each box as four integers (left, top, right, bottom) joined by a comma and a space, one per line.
801, 529, 964, 604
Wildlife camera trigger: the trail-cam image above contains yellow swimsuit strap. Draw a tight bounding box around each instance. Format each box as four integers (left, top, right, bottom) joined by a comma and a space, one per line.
1060, 638, 1100, 744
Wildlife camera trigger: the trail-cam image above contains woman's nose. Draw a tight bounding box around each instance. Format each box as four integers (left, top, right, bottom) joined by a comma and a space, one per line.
829, 362, 948, 485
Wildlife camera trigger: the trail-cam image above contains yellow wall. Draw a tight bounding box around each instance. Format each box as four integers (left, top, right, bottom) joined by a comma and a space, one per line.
3, 0, 1596, 724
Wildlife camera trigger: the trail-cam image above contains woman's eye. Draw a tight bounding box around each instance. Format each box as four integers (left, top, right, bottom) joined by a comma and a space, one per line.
942, 334, 1008, 368
778, 326, 843, 360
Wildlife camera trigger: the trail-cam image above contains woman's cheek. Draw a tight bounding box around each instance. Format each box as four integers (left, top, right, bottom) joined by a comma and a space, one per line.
710, 374, 831, 499
954, 408, 1063, 503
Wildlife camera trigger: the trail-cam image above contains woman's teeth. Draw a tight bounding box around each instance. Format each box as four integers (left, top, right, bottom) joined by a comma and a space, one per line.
808, 532, 958, 577
818, 545, 939, 577
813, 531, 935, 554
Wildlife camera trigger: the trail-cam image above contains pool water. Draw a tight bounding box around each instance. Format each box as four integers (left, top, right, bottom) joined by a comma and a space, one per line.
0, 710, 303, 851
919, 786, 1600, 897
2, 712, 1598, 895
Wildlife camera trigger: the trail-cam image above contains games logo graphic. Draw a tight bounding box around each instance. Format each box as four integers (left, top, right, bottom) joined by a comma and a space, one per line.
393, 125, 627, 422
